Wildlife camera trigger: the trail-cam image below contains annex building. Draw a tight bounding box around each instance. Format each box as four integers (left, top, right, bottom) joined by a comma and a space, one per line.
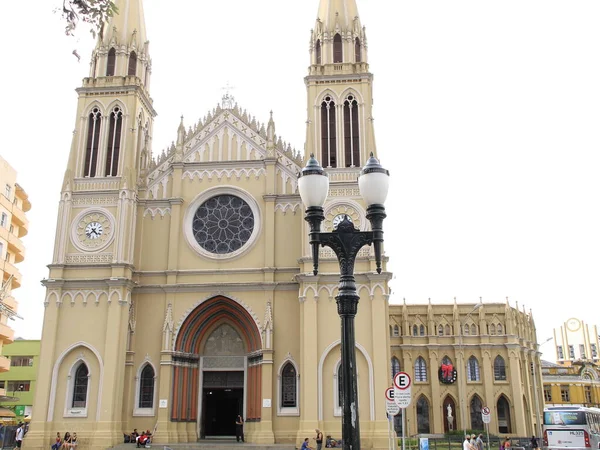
27, 1, 393, 449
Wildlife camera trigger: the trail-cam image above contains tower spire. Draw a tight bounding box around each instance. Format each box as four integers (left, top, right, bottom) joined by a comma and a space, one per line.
90, 0, 151, 89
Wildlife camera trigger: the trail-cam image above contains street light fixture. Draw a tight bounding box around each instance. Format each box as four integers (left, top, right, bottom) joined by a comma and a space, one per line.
532, 337, 553, 440
298, 153, 390, 450
459, 303, 483, 438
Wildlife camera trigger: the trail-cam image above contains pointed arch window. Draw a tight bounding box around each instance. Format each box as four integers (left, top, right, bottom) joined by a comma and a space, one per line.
464, 324, 470, 335
419, 325, 425, 336
471, 324, 477, 335
438, 325, 444, 336
412, 325, 418, 336
315, 39, 322, 64
105, 106, 123, 176
343, 95, 360, 167
416, 396, 430, 433
489, 323, 496, 335
128, 51, 137, 76
320, 96, 337, 168
494, 355, 507, 381
333, 34, 343, 63
355, 37, 361, 62
139, 364, 155, 408
106, 47, 116, 76
470, 395, 484, 430
72, 363, 89, 408
467, 356, 480, 381
391, 357, 401, 381
497, 395, 512, 433
281, 362, 297, 408
84, 108, 102, 177
445, 324, 452, 335
497, 324, 503, 334
415, 357, 427, 382
393, 325, 400, 337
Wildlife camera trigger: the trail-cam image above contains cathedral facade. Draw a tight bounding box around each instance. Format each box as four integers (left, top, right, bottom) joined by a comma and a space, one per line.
27, 1, 392, 449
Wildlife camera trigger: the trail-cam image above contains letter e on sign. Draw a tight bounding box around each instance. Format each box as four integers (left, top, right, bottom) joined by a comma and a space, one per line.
393, 372, 412, 408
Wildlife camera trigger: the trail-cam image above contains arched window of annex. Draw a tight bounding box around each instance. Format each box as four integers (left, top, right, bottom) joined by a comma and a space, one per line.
343, 94, 360, 167
128, 51, 137, 76
445, 324, 452, 335
464, 324, 471, 335
106, 47, 116, 76
391, 357, 401, 382
438, 325, 444, 336
494, 355, 507, 381
134, 362, 156, 416
497, 323, 503, 334
416, 395, 430, 433
414, 356, 427, 382
412, 325, 418, 336
496, 395, 512, 433
333, 34, 343, 63
320, 94, 337, 168
471, 324, 477, 335
489, 323, 497, 335
393, 325, 400, 337
278, 359, 299, 416
105, 105, 124, 176
315, 39, 322, 65
354, 37, 361, 63
83, 107, 102, 177
467, 356, 480, 382
470, 394, 484, 430
419, 325, 425, 336
66, 360, 90, 416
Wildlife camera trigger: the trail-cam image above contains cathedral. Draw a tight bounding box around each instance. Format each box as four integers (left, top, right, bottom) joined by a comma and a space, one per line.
27, 0, 392, 449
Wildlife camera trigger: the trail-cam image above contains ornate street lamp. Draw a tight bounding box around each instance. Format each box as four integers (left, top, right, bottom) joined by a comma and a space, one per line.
298, 153, 390, 450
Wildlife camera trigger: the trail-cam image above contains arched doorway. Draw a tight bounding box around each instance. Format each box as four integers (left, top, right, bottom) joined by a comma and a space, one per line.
416, 395, 430, 434
443, 396, 457, 433
470, 395, 484, 431
497, 395, 512, 434
172, 296, 262, 439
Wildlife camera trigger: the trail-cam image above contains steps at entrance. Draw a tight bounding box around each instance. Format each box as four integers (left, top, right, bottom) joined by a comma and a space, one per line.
109, 442, 296, 450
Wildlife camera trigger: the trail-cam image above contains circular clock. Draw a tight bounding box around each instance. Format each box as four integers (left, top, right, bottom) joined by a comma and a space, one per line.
71, 209, 114, 252
333, 214, 353, 229
566, 318, 581, 332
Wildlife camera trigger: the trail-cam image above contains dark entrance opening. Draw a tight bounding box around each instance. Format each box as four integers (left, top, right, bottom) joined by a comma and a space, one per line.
201, 371, 244, 439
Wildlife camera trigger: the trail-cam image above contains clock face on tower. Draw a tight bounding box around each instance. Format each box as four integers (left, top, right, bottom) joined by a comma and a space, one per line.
71, 209, 114, 252
333, 214, 353, 229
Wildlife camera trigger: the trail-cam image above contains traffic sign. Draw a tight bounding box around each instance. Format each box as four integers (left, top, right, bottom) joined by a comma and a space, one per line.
482, 406, 491, 424
393, 372, 412, 408
386, 400, 400, 416
385, 387, 395, 402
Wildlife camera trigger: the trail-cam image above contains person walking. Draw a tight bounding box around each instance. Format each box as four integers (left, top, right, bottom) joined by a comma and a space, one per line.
315, 429, 323, 450
476, 434, 484, 450
235, 415, 244, 443
14, 424, 24, 450
530, 436, 540, 450
464, 436, 472, 450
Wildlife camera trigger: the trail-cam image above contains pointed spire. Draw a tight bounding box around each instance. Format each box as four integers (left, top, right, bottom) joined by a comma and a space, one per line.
316, 0, 361, 33
101, 0, 148, 49
267, 111, 276, 148
177, 115, 185, 145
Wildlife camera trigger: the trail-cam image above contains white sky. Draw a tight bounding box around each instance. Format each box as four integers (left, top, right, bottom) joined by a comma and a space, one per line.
1, 1, 599, 358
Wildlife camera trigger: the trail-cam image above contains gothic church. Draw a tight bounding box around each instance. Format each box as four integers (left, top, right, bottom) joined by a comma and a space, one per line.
28, 0, 392, 448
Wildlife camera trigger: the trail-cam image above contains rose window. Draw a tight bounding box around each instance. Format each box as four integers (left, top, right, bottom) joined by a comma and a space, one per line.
192, 195, 255, 254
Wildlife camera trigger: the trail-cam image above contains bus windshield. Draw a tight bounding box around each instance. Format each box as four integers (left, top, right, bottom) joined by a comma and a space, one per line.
544, 411, 588, 426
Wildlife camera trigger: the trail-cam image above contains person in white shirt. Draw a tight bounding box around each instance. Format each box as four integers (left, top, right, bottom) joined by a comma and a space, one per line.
463, 436, 472, 450
14, 423, 24, 450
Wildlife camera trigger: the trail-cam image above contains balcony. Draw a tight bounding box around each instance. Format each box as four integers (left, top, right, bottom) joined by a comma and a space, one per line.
1, 295, 17, 312
2, 263, 21, 289
0, 323, 14, 344
7, 234, 25, 262
0, 356, 10, 373
10, 207, 29, 235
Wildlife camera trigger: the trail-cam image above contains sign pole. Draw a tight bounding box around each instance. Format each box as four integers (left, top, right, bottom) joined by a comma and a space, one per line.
486, 422, 490, 450
402, 407, 406, 450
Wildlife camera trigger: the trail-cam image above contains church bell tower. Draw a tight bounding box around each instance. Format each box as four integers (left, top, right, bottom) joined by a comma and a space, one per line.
29, 0, 155, 447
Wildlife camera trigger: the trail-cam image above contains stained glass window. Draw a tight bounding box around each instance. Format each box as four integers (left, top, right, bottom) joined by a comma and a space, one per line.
139, 364, 155, 408
193, 195, 254, 254
281, 363, 296, 408
72, 363, 89, 408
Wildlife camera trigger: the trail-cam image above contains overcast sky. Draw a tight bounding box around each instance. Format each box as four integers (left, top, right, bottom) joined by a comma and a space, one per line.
1, 1, 599, 358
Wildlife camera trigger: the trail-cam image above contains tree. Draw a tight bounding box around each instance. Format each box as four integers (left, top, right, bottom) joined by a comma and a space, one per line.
61, 0, 118, 38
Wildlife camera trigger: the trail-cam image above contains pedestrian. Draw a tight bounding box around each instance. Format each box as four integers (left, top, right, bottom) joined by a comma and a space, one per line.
464, 436, 472, 450
503, 438, 511, 450
235, 415, 244, 443
530, 436, 540, 450
315, 429, 323, 450
476, 434, 484, 450
301, 438, 313, 450
14, 424, 24, 450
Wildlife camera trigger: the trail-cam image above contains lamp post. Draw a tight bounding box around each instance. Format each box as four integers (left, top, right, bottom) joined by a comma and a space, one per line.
298, 153, 390, 450
532, 337, 553, 441
459, 303, 483, 438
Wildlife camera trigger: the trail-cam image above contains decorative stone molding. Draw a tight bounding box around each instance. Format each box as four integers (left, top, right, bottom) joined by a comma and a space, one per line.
143, 207, 171, 219
65, 253, 113, 264
275, 202, 301, 215
72, 196, 118, 207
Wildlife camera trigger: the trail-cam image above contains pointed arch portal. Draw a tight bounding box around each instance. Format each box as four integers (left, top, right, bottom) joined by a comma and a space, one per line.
171, 296, 262, 438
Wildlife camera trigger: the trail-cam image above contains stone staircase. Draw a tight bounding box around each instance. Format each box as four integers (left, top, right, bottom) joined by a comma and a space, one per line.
108, 441, 296, 450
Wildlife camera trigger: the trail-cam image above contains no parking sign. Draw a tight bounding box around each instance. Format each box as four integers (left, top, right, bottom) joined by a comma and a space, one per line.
393, 372, 412, 408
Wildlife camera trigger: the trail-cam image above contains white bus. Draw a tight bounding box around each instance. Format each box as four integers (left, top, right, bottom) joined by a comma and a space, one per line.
543, 407, 600, 450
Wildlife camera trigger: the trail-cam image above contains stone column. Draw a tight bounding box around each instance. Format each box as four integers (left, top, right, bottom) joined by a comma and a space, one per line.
481, 348, 497, 433
508, 347, 526, 435
428, 352, 442, 433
